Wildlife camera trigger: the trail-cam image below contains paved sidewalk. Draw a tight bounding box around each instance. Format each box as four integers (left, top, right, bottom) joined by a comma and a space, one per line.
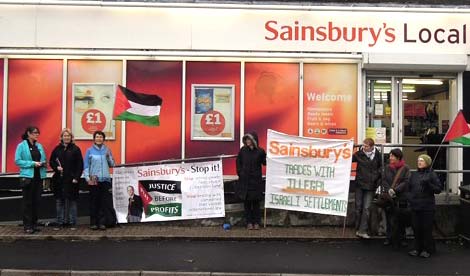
0, 270, 373, 276
0, 224, 359, 241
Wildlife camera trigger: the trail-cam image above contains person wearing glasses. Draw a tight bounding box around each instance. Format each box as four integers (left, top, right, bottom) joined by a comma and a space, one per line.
407, 154, 442, 258
15, 126, 47, 234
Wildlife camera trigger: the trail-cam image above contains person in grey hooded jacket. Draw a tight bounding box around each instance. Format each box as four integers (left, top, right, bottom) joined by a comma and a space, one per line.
236, 132, 266, 230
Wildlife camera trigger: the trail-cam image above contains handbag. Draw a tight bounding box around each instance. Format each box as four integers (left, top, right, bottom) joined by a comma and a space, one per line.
375, 189, 393, 208
374, 166, 405, 208
18, 177, 32, 189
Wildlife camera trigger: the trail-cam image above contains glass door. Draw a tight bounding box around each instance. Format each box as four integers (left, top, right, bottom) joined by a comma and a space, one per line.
366, 78, 398, 148
399, 78, 450, 172
367, 75, 455, 190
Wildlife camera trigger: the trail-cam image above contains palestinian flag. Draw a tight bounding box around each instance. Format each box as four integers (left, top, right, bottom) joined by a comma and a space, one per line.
113, 85, 162, 126
444, 110, 470, 144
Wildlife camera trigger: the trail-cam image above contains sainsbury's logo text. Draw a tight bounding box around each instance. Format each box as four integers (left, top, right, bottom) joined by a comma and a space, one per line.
265, 20, 467, 46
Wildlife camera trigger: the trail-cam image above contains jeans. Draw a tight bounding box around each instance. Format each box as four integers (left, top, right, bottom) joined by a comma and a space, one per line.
56, 199, 77, 226
355, 188, 374, 233
22, 178, 42, 230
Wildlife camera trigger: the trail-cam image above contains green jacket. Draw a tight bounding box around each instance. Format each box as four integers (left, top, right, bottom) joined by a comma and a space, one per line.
15, 140, 47, 179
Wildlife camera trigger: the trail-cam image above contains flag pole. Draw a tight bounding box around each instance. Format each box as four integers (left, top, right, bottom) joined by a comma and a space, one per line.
430, 110, 462, 168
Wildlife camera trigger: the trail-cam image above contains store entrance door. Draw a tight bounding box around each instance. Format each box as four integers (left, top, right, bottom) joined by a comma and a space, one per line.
366, 76, 453, 172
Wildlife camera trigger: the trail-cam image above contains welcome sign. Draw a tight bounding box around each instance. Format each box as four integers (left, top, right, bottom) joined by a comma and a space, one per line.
113, 160, 225, 223
265, 129, 353, 217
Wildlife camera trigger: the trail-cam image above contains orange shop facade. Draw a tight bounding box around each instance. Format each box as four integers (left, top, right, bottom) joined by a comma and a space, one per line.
0, 2, 469, 193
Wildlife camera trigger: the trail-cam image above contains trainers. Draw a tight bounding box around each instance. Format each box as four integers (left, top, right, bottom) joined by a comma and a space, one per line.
356, 231, 370, 239
253, 224, 260, 230
89, 225, 98, 230
383, 239, 391, 246
419, 251, 431, 258
98, 225, 106, 231
408, 250, 419, 257
246, 223, 253, 230
70, 226, 77, 231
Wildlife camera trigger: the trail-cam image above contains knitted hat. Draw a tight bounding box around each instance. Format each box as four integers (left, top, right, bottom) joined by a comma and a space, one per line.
418, 154, 432, 167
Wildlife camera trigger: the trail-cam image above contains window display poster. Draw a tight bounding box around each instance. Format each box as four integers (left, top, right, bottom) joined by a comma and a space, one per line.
191, 85, 234, 141
375, 104, 384, 116
366, 127, 386, 144
72, 83, 116, 140
303, 64, 357, 141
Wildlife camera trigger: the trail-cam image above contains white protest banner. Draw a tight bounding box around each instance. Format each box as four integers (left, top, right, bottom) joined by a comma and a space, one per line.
113, 160, 225, 223
265, 129, 353, 217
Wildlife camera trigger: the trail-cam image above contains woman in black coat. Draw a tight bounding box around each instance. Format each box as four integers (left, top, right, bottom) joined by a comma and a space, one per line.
352, 138, 382, 239
382, 148, 410, 248
49, 128, 84, 229
236, 132, 266, 230
407, 154, 442, 258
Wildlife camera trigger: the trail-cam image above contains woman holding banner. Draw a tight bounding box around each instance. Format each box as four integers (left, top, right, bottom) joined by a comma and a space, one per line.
236, 132, 266, 230
382, 148, 411, 248
407, 154, 442, 258
353, 138, 382, 239
49, 128, 83, 230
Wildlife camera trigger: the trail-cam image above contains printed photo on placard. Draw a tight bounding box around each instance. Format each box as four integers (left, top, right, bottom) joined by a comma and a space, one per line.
191, 84, 235, 141
112, 160, 225, 223
72, 83, 116, 140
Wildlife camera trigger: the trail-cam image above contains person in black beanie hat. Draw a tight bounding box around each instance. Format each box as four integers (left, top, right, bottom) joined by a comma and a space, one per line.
407, 154, 442, 258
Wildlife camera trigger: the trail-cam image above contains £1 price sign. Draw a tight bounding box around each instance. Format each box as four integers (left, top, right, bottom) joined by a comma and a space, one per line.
81, 109, 106, 134
201, 110, 225, 136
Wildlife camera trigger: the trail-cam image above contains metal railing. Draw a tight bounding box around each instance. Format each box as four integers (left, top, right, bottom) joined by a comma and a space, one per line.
362, 143, 470, 204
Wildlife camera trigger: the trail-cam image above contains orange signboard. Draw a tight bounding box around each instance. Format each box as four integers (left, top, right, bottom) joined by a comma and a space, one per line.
303, 64, 357, 142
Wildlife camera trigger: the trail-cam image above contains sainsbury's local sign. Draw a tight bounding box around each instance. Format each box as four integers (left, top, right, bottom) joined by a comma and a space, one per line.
0, 4, 469, 54
264, 21, 466, 48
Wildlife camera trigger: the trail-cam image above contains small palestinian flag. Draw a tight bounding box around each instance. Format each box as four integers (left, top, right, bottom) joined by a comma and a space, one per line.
113, 85, 162, 126
444, 110, 470, 144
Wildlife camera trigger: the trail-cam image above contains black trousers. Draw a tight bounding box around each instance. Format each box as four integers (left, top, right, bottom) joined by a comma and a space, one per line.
411, 210, 436, 253
244, 199, 261, 225
22, 178, 42, 230
89, 182, 113, 226
387, 207, 411, 247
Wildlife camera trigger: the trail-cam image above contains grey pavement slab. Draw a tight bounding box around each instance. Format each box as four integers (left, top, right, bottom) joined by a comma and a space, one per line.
0, 225, 359, 241
0, 270, 70, 276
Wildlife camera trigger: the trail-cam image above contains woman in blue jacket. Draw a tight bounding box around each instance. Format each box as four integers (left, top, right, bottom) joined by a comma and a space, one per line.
15, 126, 47, 234
83, 130, 115, 230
